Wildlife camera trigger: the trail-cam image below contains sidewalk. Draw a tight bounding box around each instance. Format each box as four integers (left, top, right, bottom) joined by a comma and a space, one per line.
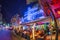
46, 34, 60, 40
11, 31, 27, 40
11, 31, 60, 40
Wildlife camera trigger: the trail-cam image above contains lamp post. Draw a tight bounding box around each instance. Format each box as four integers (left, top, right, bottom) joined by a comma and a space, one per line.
38, 0, 58, 40
32, 23, 36, 40
45, 2, 58, 40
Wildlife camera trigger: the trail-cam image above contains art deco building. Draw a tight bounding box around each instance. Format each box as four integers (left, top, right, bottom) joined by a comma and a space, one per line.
0, 4, 3, 24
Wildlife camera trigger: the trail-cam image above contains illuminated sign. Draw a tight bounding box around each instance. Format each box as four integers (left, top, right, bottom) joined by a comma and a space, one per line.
21, 4, 45, 22
57, 11, 60, 14
50, 0, 60, 5
55, 8, 60, 18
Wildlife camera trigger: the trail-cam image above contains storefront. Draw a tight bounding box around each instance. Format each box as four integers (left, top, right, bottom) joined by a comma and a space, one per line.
19, 16, 55, 40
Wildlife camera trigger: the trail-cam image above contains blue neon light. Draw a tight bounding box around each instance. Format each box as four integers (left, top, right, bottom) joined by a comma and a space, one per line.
21, 4, 45, 23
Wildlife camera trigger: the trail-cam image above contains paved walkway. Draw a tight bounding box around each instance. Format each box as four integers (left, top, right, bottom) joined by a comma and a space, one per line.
46, 34, 60, 40
12, 31, 27, 40
1, 30, 59, 40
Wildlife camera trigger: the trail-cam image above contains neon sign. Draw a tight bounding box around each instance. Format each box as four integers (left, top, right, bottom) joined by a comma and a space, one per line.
21, 4, 44, 23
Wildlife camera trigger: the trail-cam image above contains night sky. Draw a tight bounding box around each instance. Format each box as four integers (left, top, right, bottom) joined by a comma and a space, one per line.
0, 0, 27, 23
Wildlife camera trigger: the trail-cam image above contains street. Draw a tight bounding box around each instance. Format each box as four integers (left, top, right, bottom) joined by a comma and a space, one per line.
0, 30, 26, 40
0, 30, 12, 40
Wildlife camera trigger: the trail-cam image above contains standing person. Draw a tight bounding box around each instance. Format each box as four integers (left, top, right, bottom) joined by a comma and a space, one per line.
46, 26, 50, 35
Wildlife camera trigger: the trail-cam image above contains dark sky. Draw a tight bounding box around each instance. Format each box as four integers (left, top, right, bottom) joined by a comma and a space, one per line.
0, 0, 27, 23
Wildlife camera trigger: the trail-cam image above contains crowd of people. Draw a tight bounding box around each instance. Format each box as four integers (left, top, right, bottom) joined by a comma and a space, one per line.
13, 24, 55, 40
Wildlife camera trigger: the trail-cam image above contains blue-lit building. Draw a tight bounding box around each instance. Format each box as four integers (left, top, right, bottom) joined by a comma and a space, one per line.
21, 3, 45, 23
